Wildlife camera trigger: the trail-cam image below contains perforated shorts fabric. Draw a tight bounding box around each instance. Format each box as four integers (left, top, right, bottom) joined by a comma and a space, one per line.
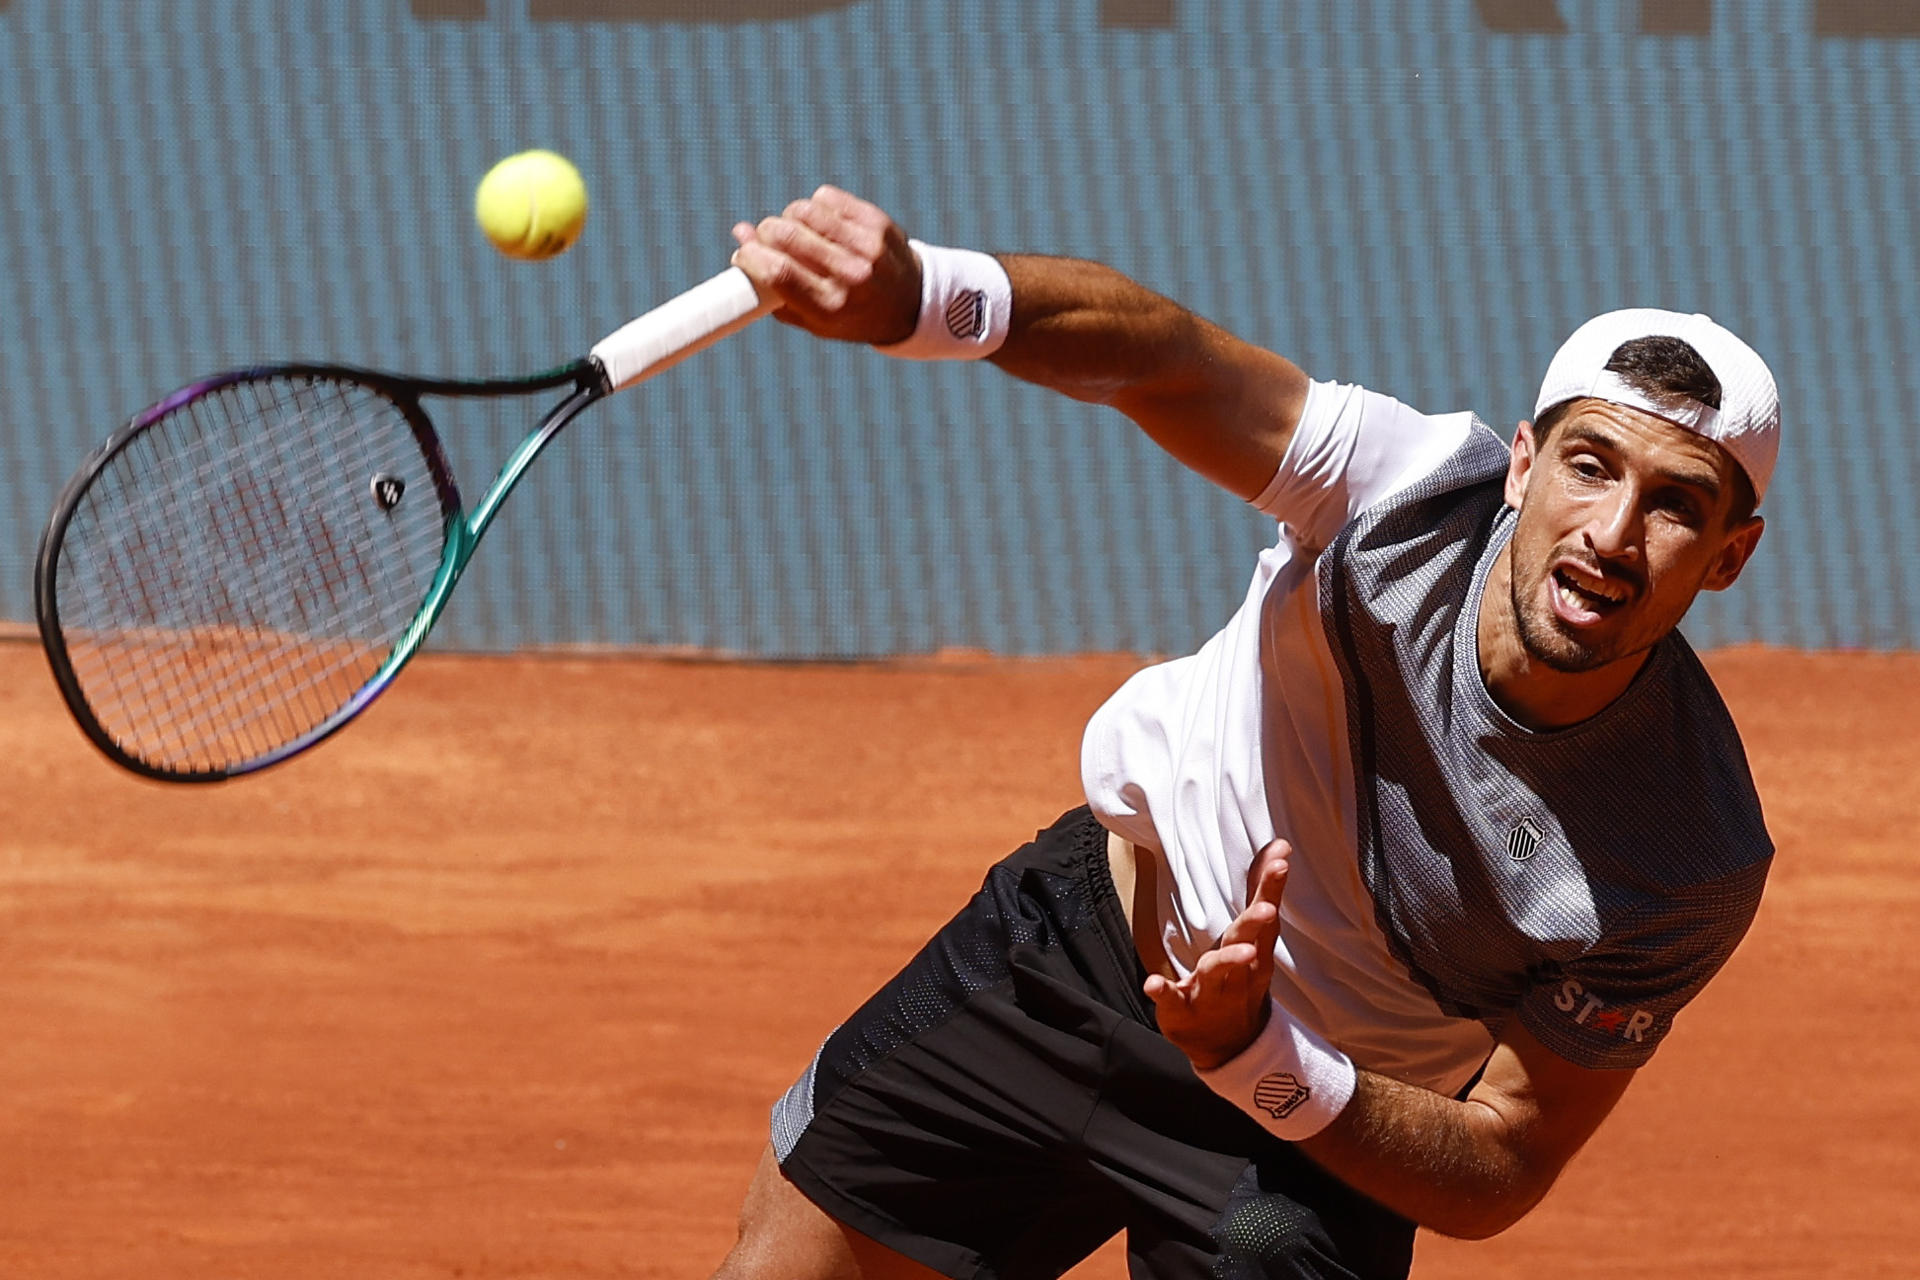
771, 807, 1416, 1280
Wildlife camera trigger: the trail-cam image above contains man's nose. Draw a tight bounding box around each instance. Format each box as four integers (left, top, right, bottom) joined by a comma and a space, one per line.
1584, 485, 1643, 561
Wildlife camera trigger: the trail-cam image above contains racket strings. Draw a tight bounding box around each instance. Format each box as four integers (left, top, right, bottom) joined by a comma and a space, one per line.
64, 384, 425, 767
67, 395, 371, 745
54, 376, 451, 774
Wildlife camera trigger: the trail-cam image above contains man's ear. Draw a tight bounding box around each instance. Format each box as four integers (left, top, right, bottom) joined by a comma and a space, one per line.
1505, 420, 1538, 511
1703, 515, 1765, 592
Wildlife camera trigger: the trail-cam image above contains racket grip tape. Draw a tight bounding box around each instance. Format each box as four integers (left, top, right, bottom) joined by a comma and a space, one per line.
590, 267, 773, 392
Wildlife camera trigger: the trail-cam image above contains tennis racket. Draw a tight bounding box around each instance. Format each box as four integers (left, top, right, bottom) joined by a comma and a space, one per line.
35, 266, 771, 783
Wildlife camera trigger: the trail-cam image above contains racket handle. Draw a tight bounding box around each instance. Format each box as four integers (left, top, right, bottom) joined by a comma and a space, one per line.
590, 266, 774, 392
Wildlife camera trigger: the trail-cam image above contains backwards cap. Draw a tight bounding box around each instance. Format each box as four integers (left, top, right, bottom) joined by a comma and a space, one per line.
1534, 309, 1780, 503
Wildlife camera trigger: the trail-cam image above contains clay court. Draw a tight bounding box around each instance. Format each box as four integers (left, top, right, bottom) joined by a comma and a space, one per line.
1, 641, 1914, 1278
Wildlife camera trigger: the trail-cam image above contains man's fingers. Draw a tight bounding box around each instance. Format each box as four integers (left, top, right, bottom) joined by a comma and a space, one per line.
790, 198, 887, 269
1216, 898, 1277, 950
762, 202, 880, 288
1215, 839, 1290, 951
1142, 845, 1301, 1072
730, 237, 822, 309
1249, 840, 1292, 911
754, 216, 853, 298
809, 183, 887, 228
1190, 942, 1259, 1000
1143, 972, 1191, 1019
739, 205, 901, 321
733, 234, 864, 320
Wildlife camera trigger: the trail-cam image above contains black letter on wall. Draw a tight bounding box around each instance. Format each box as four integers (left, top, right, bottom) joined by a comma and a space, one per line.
1101, 0, 1174, 28
1475, 0, 1566, 33
1639, 0, 1711, 35
1816, 0, 1920, 35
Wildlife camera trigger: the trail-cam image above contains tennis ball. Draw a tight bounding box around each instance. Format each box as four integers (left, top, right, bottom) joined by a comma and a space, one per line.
475, 150, 588, 260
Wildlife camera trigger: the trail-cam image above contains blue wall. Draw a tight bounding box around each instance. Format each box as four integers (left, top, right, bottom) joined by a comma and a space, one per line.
2, 0, 1915, 655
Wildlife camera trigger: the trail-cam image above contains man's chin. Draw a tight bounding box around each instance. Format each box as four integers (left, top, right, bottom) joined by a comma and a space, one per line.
1515, 608, 1617, 673
1523, 633, 1609, 673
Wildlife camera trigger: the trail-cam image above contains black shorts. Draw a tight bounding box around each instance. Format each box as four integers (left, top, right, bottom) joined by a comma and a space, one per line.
771, 807, 1416, 1280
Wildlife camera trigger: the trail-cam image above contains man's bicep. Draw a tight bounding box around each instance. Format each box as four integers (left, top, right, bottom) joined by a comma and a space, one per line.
1471, 1019, 1637, 1185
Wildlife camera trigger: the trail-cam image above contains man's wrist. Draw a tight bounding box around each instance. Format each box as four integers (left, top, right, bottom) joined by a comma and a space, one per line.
875, 240, 1012, 361
1193, 997, 1357, 1141
1182, 997, 1274, 1072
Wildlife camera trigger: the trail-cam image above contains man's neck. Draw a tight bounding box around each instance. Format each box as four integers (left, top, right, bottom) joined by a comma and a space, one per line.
1476, 546, 1650, 731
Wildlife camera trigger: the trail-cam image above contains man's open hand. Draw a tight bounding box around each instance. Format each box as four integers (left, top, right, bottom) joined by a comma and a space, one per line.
1144, 838, 1291, 1071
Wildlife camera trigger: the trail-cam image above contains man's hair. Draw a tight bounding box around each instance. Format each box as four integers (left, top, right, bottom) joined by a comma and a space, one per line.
1533, 336, 1757, 524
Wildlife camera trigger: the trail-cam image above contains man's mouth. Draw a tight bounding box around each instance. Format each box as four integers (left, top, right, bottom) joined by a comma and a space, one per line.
1550, 565, 1630, 622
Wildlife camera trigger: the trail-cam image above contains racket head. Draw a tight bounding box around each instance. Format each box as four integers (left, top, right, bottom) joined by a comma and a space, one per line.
36, 367, 466, 781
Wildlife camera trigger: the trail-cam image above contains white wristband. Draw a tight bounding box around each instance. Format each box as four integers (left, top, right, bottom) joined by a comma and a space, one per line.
877, 239, 1012, 360
1194, 998, 1358, 1142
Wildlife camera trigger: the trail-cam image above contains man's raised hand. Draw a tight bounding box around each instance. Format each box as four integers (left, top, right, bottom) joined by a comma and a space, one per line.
1145, 839, 1292, 1071
730, 185, 922, 346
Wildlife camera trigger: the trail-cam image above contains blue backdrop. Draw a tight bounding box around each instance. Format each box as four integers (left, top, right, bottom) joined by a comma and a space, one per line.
2, 0, 1915, 655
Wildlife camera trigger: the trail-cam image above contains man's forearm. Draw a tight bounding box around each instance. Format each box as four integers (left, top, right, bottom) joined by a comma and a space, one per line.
1296, 1068, 1550, 1240
1152, 854, 1582, 1239
1151, 851, 1636, 1240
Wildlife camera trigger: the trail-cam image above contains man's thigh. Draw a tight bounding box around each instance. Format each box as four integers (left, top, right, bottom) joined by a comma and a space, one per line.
713, 1144, 950, 1280
770, 808, 1141, 1278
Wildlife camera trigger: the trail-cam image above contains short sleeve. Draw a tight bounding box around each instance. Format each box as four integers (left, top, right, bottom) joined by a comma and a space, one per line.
1248, 380, 1477, 549
1516, 860, 1772, 1070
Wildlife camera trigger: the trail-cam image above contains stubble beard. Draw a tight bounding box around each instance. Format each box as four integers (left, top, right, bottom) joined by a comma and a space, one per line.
1509, 563, 1612, 674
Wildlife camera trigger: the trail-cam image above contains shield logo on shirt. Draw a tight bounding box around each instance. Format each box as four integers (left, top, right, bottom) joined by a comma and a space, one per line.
1507, 816, 1545, 862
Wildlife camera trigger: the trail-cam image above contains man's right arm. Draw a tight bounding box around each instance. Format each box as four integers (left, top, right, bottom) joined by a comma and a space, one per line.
730, 186, 1310, 503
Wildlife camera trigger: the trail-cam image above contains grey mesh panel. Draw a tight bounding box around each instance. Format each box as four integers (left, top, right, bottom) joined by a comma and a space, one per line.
770, 1040, 825, 1163
1317, 425, 1773, 1069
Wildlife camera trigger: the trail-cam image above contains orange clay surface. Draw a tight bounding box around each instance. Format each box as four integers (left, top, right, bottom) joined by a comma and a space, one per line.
1, 641, 1914, 1279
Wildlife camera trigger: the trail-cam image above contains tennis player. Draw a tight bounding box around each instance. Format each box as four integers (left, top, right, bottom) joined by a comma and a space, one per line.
715, 186, 1776, 1280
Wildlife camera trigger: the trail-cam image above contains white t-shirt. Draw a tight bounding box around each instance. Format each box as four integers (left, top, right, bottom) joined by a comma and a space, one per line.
1079, 379, 1497, 1097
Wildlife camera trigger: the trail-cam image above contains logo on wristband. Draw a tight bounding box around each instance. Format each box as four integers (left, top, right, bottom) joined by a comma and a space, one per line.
1252, 1072, 1311, 1120
945, 289, 988, 341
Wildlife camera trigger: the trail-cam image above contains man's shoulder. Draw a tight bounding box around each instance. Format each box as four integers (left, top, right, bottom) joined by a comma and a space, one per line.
1659, 635, 1772, 797
1574, 636, 1775, 887
1314, 415, 1511, 629
1335, 410, 1510, 544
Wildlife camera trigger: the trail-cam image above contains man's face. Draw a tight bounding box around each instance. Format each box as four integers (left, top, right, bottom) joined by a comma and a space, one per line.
1503, 400, 1765, 674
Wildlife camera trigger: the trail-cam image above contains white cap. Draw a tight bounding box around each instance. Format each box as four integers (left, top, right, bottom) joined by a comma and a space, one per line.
1534, 309, 1780, 503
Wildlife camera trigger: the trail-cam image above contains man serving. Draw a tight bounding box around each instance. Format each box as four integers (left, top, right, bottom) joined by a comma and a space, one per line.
710, 186, 1776, 1280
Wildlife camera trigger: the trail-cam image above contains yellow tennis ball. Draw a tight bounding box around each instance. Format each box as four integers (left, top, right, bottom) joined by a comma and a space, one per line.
475, 150, 588, 260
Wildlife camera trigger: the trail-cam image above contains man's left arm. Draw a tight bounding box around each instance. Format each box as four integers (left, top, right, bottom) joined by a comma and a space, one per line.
1299, 1022, 1634, 1239
1148, 842, 1636, 1240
